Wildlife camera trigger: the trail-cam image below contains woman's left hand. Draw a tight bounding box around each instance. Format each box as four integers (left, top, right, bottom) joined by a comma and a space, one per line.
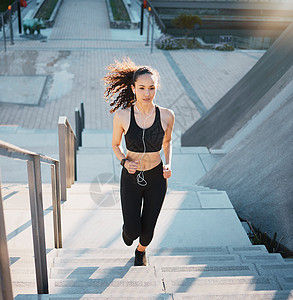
163, 164, 172, 179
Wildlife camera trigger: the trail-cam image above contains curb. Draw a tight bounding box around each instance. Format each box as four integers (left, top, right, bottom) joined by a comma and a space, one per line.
33, 0, 63, 27
105, 0, 140, 29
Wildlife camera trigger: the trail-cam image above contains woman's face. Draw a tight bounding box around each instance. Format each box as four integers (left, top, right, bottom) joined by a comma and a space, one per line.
133, 74, 157, 105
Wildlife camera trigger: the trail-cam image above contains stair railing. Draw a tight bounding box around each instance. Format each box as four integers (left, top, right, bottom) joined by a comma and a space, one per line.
58, 116, 76, 202
75, 101, 85, 149
0, 175, 13, 300
0, 140, 63, 295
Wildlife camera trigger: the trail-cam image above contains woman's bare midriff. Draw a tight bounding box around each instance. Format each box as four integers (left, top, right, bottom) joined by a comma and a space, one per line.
126, 150, 162, 171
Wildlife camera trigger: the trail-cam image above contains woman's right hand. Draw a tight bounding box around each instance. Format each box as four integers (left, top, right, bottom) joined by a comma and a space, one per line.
125, 160, 139, 174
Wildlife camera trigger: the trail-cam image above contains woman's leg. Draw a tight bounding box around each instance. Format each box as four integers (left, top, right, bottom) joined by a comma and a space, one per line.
120, 168, 143, 244
139, 164, 167, 247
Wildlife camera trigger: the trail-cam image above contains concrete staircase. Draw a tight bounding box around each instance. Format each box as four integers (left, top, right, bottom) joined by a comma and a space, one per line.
1, 128, 293, 298
10, 246, 293, 299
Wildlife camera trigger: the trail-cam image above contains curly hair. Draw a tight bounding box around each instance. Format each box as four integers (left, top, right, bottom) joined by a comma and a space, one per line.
103, 57, 160, 113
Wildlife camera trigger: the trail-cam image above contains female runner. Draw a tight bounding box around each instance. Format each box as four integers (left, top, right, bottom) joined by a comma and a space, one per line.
103, 58, 175, 266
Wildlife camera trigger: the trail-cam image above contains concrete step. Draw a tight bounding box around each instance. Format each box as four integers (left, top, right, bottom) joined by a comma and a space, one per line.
12, 291, 293, 300
9, 245, 270, 259
81, 129, 112, 148
15, 294, 172, 299
228, 245, 269, 255
172, 291, 293, 299
11, 265, 157, 281
66, 182, 215, 193
158, 263, 260, 278
257, 263, 293, 276
12, 276, 281, 295
0, 127, 59, 150
13, 278, 164, 295
77, 146, 212, 155
240, 253, 284, 264
11, 262, 261, 281
14, 254, 282, 269
163, 276, 279, 294
51, 247, 232, 257
166, 182, 218, 192
148, 255, 242, 266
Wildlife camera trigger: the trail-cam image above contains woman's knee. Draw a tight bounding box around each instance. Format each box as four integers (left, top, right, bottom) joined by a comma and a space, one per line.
139, 231, 154, 247
124, 224, 140, 241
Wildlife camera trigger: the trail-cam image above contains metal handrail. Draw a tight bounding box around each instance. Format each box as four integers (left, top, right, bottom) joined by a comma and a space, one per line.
58, 116, 76, 201
146, 1, 166, 33
0, 140, 62, 295
75, 101, 85, 151
0, 176, 13, 300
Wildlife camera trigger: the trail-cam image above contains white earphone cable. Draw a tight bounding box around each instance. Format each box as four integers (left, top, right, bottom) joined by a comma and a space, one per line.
135, 104, 155, 186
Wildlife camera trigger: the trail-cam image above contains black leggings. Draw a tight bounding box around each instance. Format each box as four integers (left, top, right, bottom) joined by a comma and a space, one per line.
120, 161, 167, 247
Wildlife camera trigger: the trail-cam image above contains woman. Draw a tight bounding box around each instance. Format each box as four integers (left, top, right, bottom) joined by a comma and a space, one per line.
103, 58, 175, 266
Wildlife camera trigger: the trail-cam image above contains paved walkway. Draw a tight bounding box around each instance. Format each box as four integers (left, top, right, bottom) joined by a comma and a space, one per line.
0, 0, 265, 135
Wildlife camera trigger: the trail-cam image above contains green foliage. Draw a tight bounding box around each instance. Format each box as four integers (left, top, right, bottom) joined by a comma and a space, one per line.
110, 0, 130, 21
0, 0, 14, 13
155, 34, 184, 50
173, 13, 202, 31
172, 13, 202, 48
35, 0, 58, 20
252, 229, 279, 253
214, 43, 234, 51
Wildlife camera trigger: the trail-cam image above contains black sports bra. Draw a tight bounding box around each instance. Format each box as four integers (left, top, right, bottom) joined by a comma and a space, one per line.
124, 105, 165, 153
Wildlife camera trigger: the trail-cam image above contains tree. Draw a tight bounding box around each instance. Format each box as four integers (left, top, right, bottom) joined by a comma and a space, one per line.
173, 13, 202, 48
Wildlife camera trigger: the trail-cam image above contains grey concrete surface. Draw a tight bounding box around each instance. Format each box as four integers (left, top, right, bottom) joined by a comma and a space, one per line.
198, 96, 293, 252
2, 0, 293, 297
2, 179, 251, 251
8, 242, 293, 297
181, 21, 293, 148
0, 75, 47, 105
0, 0, 263, 133
9, 244, 293, 297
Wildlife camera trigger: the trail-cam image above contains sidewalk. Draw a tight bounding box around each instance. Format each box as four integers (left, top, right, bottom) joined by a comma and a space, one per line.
0, 0, 265, 135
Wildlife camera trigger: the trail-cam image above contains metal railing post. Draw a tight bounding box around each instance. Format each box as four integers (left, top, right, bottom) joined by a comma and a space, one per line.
1, 14, 7, 52
66, 125, 70, 188
58, 117, 77, 198
58, 119, 67, 202
140, 3, 144, 35
75, 109, 82, 148
80, 101, 85, 131
151, 14, 154, 53
0, 173, 14, 300
27, 156, 48, 294
0, 140, 64, 294
146, 9, 151, 46
51, 163, 62, 248
70, 130, 75, 185
8, 7, 14, 45
17, 0, 21, 34
54, 161, 62, 247
74, 138, 77, 181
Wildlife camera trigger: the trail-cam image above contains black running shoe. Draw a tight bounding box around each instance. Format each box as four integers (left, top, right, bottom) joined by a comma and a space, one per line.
134, 248, 147, 266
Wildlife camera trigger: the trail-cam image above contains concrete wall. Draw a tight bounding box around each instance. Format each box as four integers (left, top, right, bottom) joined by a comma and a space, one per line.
181, 22, 293, 148
197, 94, 293, 252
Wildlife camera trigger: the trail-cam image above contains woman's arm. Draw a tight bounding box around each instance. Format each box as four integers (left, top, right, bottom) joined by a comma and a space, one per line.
112, 112, 126, 162
112, 112, 138, 174
162, 109, 175, 179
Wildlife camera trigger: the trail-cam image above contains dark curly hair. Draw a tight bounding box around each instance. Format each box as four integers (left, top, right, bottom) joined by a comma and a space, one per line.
103, 57, 160, 113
